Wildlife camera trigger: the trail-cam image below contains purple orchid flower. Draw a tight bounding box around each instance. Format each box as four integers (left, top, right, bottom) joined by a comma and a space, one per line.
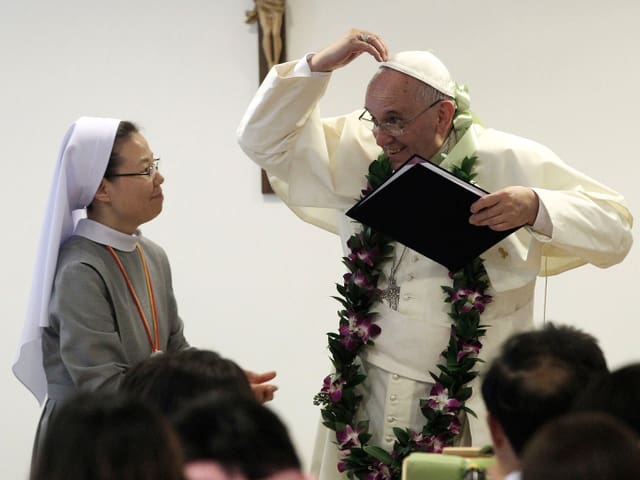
353, 317, 381, 343
340, 312, 381, 348
450, 288, 493, 313
410, 431, 430, 451
321, 374, 346, 403
336, 424, 362, 449
426, 435, 447, 453
353, 270, 369, 288
336, 447, 351, 472
349, 246, 379, 266
411, 431, 450, 453
456, 339, 483, 362
447, 415, 462, 435
450, 288, 472, 303
343, 270, 373, 290
366, 461, 392, 480
426, 383, 462, 412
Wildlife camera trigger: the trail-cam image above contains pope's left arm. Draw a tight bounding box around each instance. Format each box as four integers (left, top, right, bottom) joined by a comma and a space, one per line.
470, 129, 633, 270
528, 184, 633, 268
471, 183, 632, 267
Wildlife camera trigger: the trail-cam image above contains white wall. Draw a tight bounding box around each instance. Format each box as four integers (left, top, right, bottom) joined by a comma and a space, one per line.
1, 1, 638, 478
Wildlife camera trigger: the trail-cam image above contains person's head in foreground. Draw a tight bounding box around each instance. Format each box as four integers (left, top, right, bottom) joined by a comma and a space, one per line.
481, 323, 607, 475
30, 391, 184, 480
573, 362, 640, 435
521, 412, 640, 480
173, 393, 310, 480
120, 348, 254, 417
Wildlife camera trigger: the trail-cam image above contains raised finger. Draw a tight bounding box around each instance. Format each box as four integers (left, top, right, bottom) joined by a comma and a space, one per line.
355, 31, 387, 62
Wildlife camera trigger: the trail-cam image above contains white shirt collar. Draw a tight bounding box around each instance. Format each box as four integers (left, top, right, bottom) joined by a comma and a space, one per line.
504, 471, 522, 480
74, 218, 141, 252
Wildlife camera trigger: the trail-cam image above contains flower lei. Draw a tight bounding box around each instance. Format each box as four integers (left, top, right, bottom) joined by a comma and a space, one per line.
313, 83, 491, 480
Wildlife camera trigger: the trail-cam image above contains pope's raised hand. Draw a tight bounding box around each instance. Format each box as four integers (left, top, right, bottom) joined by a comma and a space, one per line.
309, 28, 388, 72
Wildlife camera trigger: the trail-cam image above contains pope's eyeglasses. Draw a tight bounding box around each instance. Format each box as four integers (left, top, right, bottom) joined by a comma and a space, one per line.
359, 99, 443, 137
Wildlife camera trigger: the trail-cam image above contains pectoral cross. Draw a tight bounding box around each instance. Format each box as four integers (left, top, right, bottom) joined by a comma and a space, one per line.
381, 277, 400, 311
381, 245, 407, 311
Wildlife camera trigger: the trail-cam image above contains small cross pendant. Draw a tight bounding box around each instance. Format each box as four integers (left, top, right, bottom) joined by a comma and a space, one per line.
381, 277, 400, 311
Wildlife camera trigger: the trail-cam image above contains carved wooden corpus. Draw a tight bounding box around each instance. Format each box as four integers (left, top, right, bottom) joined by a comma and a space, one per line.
245, 0, 286, 194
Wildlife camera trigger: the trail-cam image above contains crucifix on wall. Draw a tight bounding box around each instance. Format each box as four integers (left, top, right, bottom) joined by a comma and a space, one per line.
245, 0, 286, 194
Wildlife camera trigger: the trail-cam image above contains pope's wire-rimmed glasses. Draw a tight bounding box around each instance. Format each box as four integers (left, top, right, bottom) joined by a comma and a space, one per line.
106, 158, 160, 178
358, 99, 443, 137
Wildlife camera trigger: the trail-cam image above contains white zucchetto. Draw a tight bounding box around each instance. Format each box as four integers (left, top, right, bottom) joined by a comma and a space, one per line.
381, 50, 455, 97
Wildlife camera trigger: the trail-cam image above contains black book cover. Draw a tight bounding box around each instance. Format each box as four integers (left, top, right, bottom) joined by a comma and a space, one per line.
346, 156, 519, 271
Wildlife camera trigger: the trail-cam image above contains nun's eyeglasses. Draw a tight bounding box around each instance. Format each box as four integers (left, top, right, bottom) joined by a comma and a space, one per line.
106, 158, 160, 178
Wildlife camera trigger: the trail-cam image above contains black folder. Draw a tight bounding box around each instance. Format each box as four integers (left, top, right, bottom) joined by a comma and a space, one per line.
346, 155, 519, 271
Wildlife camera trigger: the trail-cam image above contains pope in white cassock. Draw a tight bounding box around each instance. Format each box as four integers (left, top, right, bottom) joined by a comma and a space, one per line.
237, 29, 633, 480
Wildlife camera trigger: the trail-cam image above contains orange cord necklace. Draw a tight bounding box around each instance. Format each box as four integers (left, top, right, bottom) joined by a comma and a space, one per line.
106, 244, 161, 354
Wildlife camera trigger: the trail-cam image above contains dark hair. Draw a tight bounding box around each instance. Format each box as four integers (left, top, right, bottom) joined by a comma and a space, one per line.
522, 412, 640, 480
573, 363, 640, 435
481, 323, 607, 454
173, 393, 301, 480
120, 348, 254, 417
104, 120, 139, 177
30, 392, 184, 480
